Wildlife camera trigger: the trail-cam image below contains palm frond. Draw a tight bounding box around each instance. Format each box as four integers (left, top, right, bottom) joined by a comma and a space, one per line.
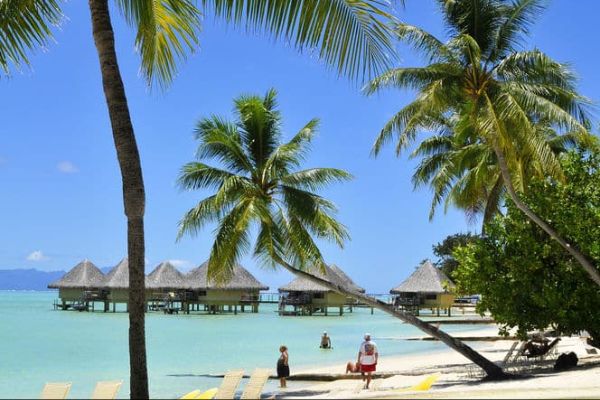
195, 115, 254, 173
394, 22, 450, 62
281, 168, 352, 191
490, 0, 546, 61
203, 0, 398, 81
177, 162, 236, 190
207, 199, 255, 283
0, 0, 62, 75
234, 88, 281, 169
115, 0, 201, 88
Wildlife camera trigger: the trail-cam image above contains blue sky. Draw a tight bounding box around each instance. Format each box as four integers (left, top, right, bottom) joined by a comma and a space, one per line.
0, 1, 598, 292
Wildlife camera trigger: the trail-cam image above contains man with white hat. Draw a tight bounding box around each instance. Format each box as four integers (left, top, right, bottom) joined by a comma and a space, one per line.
357, 333, 378, 389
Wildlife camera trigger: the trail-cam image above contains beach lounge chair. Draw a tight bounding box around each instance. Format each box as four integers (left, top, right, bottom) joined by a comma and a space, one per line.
240, 368, 271, 400
214, 369, 245, 400
180, 388, 219, 399
377, 373, 441, 394
40, 382, 72, 399
91, 380, 122, 399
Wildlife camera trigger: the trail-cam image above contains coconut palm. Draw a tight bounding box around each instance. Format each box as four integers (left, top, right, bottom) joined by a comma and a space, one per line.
365, 0, 600, 286
3, 1, 399, 397
178, 89, 507, 379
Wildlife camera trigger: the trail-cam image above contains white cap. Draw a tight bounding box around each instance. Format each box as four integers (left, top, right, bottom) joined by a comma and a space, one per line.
323, 331, 327, 334
364, 332, 371, 339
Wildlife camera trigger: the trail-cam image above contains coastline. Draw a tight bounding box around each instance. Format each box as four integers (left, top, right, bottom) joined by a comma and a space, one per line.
271, 327, 600, 399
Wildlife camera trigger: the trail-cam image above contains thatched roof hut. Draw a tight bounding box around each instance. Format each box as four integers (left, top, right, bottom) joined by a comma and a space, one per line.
390, 260, 455, 294
185, 262, 268, 291
48, 259, 105, 289
146, 261, 186, 290
279, 264, 365, 293
103, 258, 130, 289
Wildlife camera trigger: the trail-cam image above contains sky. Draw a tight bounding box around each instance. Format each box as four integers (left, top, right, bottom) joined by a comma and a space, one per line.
0, 1, 599, 293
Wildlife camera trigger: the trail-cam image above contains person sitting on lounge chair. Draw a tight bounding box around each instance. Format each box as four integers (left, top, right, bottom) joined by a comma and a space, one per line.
523, 337, 560, 357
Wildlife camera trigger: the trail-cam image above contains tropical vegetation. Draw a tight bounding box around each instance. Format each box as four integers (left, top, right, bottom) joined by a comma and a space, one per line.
453, 150, 600, 345
432, 232, 479, 278
365, 0, 600, 286
2, 0, 399, 397
178, 89, 506, 379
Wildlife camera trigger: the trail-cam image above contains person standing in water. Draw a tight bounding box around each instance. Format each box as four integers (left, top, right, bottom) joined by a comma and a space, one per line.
277, 345, 290, 388
320, 331, 332, 349
357, 333, 378, 389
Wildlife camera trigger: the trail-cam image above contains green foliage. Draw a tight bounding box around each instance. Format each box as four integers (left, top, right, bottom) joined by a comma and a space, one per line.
4, 0, 397, 86
204, 0, 399, 81
0, 0, 62, 75
365, 0, 594, 223
178, 89, 352, 283
453, 150, 600, 340
115, 0, 201, 88
432, 232, 479, 277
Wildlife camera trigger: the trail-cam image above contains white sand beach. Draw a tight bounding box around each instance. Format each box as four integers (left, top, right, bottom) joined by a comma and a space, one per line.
279, 327, 600, 399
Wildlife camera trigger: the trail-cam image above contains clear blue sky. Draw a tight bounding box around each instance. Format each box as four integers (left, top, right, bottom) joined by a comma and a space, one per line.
0, 1, 598, 292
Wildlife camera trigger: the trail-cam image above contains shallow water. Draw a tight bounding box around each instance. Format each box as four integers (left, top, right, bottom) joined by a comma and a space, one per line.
0, 291, 484, 398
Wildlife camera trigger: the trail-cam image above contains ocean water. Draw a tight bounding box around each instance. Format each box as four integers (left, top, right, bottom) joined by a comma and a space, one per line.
0, 291, 484, 399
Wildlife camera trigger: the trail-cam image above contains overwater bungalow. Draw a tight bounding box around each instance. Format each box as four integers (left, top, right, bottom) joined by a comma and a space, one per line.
145, 261, 188, 313
278, 264, 365, 316
390, 260, 456, 316
102, 258, 131, 311
48, 259, 107, 311
183, 262, 269, 314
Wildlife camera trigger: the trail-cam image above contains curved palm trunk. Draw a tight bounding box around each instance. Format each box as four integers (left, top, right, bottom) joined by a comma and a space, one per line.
273, 256, 508, 380
88, 0, 149, 398
491, 144, 600, 287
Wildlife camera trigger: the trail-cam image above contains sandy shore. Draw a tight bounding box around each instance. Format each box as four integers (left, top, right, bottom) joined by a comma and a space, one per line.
273, 327, 600, 399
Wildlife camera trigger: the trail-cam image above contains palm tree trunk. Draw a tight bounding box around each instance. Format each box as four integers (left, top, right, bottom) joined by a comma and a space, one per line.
88, 0, 149, 398
491, 143, 600, 287
273, 256, 508, 380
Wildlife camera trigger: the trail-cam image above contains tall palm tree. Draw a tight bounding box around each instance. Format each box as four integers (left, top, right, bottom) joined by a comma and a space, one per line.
365, 0, 600, 286
178, 89, 507, 379
2, 1, 399, 397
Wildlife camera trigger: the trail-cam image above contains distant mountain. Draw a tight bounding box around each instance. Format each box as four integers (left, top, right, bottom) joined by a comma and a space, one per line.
0, 269, 65, 290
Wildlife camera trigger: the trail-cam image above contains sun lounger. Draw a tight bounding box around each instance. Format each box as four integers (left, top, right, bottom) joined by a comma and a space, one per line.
240, 369, 271, 400
91, 380, 122, 399
214, 369, 245, 400
40, 382, 72, 399
376, 373, 441, 393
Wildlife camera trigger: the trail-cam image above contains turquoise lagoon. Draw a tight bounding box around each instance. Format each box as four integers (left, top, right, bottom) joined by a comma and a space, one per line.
0, 291, 485, 398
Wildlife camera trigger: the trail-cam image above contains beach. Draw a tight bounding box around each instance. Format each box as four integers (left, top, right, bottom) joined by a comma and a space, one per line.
279, 328, 600, 399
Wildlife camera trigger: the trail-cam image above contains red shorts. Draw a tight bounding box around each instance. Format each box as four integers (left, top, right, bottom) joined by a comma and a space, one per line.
360, 363, 376, 373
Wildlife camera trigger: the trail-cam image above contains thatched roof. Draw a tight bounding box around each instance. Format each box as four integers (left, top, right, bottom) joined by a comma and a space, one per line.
390, 260, 455, 294
184, 262, 268, 291
102, 258, 130, 289
146, 261, 187, 290
48, 259, 105, 289
278, 264, 365, 293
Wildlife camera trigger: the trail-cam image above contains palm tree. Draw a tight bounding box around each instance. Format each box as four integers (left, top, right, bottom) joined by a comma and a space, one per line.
178, 89, 507, 379
365, 0, 600, 286
410, 118, 582, 226
3, 1, 399, 397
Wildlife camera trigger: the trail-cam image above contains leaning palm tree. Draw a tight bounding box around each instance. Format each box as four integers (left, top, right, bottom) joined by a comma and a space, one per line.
3, 1, 398, 397
365, 0, 600, 286
178, 89, 507, 379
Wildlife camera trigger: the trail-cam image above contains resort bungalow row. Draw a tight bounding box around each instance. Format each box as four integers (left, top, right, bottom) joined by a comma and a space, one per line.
48, 259, 268, 314
277, 264, 366, 316
389, 260, 456, 316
